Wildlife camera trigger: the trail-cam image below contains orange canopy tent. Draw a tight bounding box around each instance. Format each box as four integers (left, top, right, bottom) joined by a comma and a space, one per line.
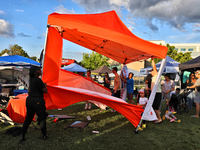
7, 11, 167, 127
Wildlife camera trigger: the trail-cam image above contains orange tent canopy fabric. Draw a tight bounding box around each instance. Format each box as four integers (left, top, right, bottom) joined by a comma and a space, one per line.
47, 10, 168, 64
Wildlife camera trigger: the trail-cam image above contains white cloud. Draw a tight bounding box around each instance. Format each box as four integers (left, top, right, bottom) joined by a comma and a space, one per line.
15, 9, 24, 12
21, 23, 34, 29
54, 4, 75, 14
0, 19, 14, 38
128, 26, 135, 32
0, 10, 5, 15
168, 32, 200, 43
74, 0, 200, 31
194, 23, 200, 27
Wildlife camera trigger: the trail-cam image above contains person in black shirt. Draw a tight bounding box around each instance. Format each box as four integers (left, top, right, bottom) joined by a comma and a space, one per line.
20, 66, 48, 142
103, 72, 111, 89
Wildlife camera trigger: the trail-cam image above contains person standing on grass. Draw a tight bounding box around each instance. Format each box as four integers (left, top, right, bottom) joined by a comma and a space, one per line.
84, 70, 93, 109
161, 73, 175, 110
187, 70, 200, 118
150, 57, 162, 124
186, 72, 196, 109
111, 67, 121, 112
103, 72, 111, 89
20, 66, 48, 143
121, 71, 135, 104
137, 89, 148, 131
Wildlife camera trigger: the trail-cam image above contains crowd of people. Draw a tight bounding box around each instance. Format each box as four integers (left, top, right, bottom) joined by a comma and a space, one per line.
18, 59, 200, 142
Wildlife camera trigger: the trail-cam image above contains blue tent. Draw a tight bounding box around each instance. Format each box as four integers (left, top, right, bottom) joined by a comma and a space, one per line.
0, 55, 41, 66
140, 56, 180, 75
62, 63, 87, 72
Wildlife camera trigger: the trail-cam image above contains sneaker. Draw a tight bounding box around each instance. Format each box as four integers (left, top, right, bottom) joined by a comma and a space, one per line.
169, 119, 175, 122
142, 124, 146, 129
138, 127, 143, 131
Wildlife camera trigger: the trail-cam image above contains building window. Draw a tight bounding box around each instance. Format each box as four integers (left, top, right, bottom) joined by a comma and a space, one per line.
181, 48, 186, 51
188, 49, 193, 51
175, 48, 178, 51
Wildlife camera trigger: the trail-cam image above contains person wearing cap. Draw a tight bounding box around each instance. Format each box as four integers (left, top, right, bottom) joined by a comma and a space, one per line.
20, 66, 48, 142
151, 57, 162, 124
187, 70, 200, 118
137, 89, 148, 130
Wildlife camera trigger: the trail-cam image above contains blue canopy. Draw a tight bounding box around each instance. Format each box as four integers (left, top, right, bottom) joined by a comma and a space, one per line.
0, 55, 41, 66
62, 63, 87, 72
140, 56, 180, 74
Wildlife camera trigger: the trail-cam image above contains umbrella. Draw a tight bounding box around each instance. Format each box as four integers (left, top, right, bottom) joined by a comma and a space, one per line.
62, 63, 87, 72
91, 65, 112, 75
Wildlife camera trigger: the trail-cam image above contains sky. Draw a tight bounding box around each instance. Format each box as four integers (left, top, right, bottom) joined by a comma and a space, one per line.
0, 0, 200, 62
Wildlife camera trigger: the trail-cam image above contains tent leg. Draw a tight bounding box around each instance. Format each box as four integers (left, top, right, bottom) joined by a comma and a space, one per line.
134, 119, 143, 134
41, 25, 50, 71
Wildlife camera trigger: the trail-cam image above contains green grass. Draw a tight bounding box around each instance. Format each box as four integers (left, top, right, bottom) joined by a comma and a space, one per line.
1, 100, 200, 150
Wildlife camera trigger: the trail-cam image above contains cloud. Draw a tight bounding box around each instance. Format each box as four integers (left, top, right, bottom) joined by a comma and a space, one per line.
18, 33, 31, 37
194, 23, 200, 27
21, 23, 34, 29
37, 32, 46, 39
74, 0, 200, 31
168, 32, 200, 43
54, 4, 75, 14
15, 9, 24, 12
73, 0, 123, 17
0, 19, 14, 38
127, 26, 135, 32
0, 10, 5, 15
193, 29, 200, 32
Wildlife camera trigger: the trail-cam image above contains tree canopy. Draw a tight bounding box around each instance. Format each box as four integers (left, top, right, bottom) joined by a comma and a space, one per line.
0, 44, 30, 58
154, 44, 193, 63
81, 52, 110, 70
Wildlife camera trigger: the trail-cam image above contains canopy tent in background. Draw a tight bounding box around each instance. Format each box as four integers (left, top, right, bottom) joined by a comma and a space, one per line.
7, 11, 168, 126
0, 55, 41, 67
109, 68, 145, 77
140, 56, 180, 75
0, 55, 40, 84
62, 63, 87, 72
179, 55, 200, 72
91, 65, 112, 75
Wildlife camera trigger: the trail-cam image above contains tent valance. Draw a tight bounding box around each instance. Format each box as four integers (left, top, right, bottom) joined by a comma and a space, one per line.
179, 56, 200, 71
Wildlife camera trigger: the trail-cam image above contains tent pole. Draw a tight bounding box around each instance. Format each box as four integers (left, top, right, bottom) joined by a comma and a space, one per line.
41, 25, 50, 74
135, 57, 166, 133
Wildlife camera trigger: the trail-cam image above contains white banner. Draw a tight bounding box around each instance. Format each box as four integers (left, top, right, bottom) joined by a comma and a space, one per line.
120, 65, 128, 101
142, 58, 167, 121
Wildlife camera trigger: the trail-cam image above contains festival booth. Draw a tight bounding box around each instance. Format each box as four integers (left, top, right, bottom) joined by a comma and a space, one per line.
179, 55, 200, 89
0, 55, 41, 96
7, 11, 168, 128
62, 63, 87, 72
140, 56, 180, 75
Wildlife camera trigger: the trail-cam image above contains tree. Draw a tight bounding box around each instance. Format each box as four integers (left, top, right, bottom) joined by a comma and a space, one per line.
81, 52, 110, 70
0, 44, 30, 58
154, 44, 193, 63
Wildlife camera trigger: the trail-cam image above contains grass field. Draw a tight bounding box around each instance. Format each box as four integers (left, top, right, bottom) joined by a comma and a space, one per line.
1, 100, 200, 150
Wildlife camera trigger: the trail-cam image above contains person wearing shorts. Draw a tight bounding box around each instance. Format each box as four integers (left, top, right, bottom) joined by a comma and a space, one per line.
187, 70, 200, 118
151, 58, 162, 123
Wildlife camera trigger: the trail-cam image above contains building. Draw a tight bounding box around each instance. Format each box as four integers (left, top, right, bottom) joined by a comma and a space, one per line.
150, 40, 200, 58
